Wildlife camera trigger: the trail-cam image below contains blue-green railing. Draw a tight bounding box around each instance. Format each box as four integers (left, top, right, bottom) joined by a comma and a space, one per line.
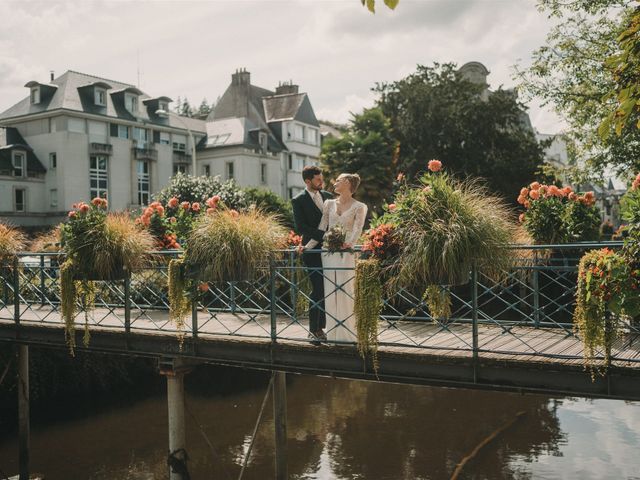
1, 242, 638, 365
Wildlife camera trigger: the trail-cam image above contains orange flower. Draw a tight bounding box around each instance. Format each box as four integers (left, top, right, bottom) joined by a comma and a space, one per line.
155, 205, 165, 216
523, 200, 530, 209
91, 197, 103, 207
168, 197, 179, 209
181, 201, 190, 210
198, 283, 209, 292
632, 173, 640, 190
538, 185, 548, 196
548, 185, 560, 197
529, 189, 540, 200
517, 195, 526, 205
520, 187, 529, 197
68, 211, 77, 218
388, 203, 396, 211
396, 172, 405, 182
192, 202, 201, 212
529, 181, 541, 190
428, 159, 442, 172
206, 207, 216, 215
562, 186, 572, 196
568, 192, 578, 201
229, 209, 240, 218
79, 204, 90, 213
169, 216, 177, 224
519, 213, 525, 223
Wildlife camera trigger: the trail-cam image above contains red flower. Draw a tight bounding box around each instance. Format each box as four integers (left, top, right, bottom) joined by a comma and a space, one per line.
428, 159, 442, 172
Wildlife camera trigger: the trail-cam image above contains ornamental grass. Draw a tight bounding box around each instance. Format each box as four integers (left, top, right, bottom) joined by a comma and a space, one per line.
185, 208, 287, 283
394, 173, 517, 288
0, 223, 26, 260
30, 226, 62, 253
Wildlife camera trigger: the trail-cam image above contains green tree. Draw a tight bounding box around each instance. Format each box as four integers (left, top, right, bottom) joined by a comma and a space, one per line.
242, 186, 294, 228
321, 108, 397, 214
515, 0, 639, 180
375, 63, 545, 201
197, 97, 211, 117
361, 0, 399, 13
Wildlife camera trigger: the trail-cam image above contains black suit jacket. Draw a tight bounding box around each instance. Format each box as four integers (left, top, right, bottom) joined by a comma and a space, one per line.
291, 189, 333, 245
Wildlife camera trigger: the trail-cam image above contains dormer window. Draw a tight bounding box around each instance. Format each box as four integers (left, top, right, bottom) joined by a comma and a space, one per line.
159, 101, 168, 112
30, 87, 40, 104
95, 88, 106, 106
125, 94, 138, 114
12, 151, 26, 177
259, 132, 268, 152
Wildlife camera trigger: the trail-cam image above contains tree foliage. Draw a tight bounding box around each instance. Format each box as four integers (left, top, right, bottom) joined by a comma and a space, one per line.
361, 0, 399, 14
375, 63, 545, 201
515, 0, 640, 180
321, 108, 397, 214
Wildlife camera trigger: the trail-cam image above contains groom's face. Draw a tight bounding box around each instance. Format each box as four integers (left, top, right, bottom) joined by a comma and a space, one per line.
307, 174, 324, 191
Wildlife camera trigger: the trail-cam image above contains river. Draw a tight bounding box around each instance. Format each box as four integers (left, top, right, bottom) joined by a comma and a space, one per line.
0, 366, 639, 479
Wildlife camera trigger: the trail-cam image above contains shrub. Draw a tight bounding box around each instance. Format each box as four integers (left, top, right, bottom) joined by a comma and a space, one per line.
154, 173, 246, 210
0, 223, 26, 260
30, 226, 62, 252
242, 186, 294, 228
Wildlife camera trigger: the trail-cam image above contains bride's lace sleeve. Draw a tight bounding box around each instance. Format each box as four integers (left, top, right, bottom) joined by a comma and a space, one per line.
305, 200, 331, 249
347, 203, 368, 246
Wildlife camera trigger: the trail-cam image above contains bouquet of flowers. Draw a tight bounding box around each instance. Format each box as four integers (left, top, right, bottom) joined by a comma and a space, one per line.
324, 224, 348, 252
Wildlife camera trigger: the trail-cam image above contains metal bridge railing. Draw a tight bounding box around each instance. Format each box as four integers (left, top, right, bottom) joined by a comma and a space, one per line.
1, 242, 638, 365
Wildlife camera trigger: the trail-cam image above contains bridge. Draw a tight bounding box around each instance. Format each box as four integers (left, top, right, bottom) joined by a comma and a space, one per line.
2, 243, 639, 479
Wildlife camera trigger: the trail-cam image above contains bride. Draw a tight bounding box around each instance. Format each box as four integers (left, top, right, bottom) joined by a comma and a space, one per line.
305, 173, 368, 343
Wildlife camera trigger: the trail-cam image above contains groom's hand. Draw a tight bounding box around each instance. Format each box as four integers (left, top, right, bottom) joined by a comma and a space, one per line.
296, 245, 305, 254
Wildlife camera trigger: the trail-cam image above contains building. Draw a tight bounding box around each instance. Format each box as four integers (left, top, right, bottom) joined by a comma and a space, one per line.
0, 70, 205, 227
199, 69, 321, 200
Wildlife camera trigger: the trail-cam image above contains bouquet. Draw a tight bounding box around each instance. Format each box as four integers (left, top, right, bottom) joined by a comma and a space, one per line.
324, 224, 348, 252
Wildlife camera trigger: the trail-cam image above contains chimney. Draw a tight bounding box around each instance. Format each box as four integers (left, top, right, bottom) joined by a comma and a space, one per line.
50, 71, 54, 81
231, 67, 251, 86
275, 80, 299, 95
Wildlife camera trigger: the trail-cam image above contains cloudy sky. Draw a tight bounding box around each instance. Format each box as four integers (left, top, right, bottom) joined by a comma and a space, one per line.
0, 0, 564, 133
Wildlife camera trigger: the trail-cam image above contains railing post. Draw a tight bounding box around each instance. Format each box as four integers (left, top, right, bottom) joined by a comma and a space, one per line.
289, 250, 297, 320
124, 274, 131, 334
39, 254, 46, 306
229, 281, 236, 314
17, 344, 30, 480
13, 256, 20, 325
191, 284, 199, 342
270, 258, 277, 343
533, 252, 540, 328
471, 262, 479, 374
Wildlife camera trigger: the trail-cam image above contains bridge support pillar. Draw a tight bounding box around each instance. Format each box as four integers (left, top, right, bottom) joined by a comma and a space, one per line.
273, 370, 288, 480
160, 358, 192, 480
17, 345, 29, 480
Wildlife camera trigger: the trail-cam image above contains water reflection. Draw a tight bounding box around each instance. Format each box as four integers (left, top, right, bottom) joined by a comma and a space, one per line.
0, 369, 639, 479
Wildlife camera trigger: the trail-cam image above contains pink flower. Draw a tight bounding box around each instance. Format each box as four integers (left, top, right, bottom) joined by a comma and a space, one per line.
519, 213, 525, 223
79, 204, 90, 213
396, 172, 405, 182
68, 211, 77, 218
428, 159, 442, 172
517, 195, 526, 205
520, 187, 529, 197
154, 204, 165, 216
388, 203, 397, 211
91, 197, 103, 207
632, 173, 640, 190
168, 197, 179, 209
529, 190, 540, 200
181, 201, 190, 211
192, 202, 201, 212
568, 192, 578, 201
206, 207, 216, 215
548, 185, 560, 197
169, 216, 177, 224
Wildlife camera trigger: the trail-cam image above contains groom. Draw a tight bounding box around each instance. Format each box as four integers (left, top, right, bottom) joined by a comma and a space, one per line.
292, 166, 333, 344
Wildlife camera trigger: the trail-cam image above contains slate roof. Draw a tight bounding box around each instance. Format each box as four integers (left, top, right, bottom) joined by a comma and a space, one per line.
263, 94, 306, 122
0, 127, 46, 175
0, 71, 206, 133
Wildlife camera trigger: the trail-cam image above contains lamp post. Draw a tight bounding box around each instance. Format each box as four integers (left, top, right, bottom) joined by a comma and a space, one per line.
156, 109, 197, 176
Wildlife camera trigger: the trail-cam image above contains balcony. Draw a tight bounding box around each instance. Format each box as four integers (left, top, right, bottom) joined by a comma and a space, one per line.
172, 151, 192, 164
132, 146, 158, 161
89, 142, 113, 156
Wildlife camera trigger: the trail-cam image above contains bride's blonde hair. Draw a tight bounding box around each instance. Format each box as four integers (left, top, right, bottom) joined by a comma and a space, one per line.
338, 173, 361, 194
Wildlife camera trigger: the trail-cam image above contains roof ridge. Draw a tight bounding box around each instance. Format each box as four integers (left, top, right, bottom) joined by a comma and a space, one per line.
64, 70, 136, 87
263, 92, 306, 99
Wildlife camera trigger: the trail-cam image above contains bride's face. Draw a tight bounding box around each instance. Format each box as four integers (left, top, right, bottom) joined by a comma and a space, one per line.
333, 176, 350, 196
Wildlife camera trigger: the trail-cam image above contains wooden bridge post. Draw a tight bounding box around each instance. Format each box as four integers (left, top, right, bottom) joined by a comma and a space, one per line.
160, 358, 191, 480
273, 370, 288, 480
17, 345, 30, 480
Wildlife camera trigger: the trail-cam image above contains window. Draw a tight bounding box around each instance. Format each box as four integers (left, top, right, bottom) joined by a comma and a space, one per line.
203, 165, 211, 176
30, 87, 40, 104
289, 154, 304, 172
137, 160, 150, 206
125, 94, 138, 113
173, 133, 187, 152
225, 161, 234, 180
259, 132, 268, 151
288, 187, 303, 200
14, 189, 26, 212
50, 189, 58, 208
12, 151, 25, 177
118, 125, 129, 139
295, 124, 304, 141
133, 127, 147, 147
95, 88, 106, 106
173, 164, 188, 175
306, 128, 317, 145
89, 155, 108, 200
49, 152, 57, 169
260, 163, 267, 184
159, 132, 171, 145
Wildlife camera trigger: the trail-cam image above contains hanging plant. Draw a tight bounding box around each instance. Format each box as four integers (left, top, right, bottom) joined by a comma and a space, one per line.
168, 257, 191, 335
60, 199, 154, 352
424, 285, 452, 321
354, 258, 383, 373
286, 231, 311, 317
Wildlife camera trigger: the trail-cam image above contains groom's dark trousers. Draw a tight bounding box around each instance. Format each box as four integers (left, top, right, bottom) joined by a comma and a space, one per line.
291, 189, 333, 333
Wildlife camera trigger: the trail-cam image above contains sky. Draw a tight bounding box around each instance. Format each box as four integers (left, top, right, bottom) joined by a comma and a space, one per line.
0, 0, 565, 133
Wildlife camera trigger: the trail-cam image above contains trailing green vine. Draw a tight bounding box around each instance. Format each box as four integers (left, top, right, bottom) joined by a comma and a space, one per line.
168, 258, 191, 335
60, 259, 95, 355
354, 258, 383, 374
424, 284, 452, 321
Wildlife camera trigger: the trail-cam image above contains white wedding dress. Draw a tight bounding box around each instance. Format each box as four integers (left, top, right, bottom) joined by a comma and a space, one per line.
307, 199, 368, 343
